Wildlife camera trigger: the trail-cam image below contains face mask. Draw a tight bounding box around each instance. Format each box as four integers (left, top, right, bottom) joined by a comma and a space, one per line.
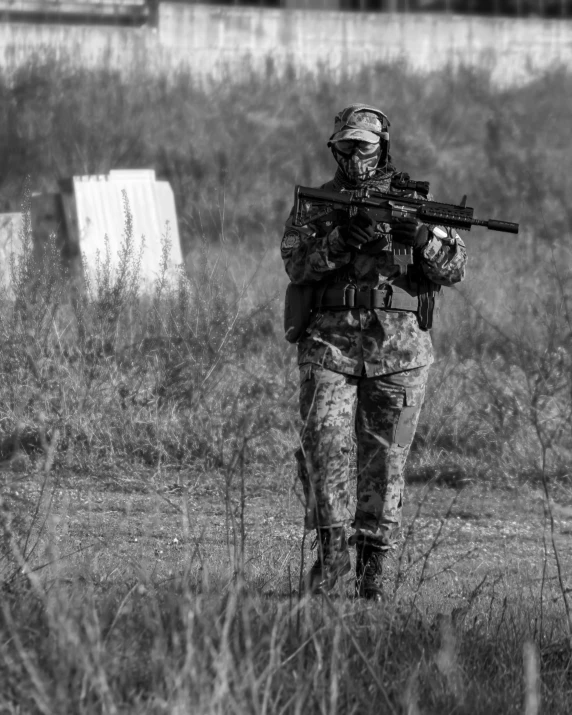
332, 140, 382, 181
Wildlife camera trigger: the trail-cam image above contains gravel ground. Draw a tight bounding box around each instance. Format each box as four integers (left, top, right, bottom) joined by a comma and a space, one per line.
3, 465, 571, 613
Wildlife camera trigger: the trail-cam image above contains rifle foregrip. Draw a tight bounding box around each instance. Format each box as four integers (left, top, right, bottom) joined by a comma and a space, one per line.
487, 220, 519, 234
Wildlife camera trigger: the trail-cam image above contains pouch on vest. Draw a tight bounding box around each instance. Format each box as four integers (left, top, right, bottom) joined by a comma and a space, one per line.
398, 267, 441, 331
284, 283, 315, 343
417, 276, 441, 331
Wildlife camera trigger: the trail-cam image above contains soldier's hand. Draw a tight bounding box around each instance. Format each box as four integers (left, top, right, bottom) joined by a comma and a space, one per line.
391, 216, 429, 248
341, 211, 376, 249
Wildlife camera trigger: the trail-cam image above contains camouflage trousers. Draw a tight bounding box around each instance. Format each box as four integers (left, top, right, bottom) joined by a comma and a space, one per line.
296, 363, 429, 549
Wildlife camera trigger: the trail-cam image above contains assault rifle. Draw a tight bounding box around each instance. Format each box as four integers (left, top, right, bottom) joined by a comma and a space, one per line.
292, 179, 519, 274
293, 183, 519, 235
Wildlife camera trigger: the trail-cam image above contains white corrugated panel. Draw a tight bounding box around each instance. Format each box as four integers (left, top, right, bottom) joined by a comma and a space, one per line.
0, 213, 23, 288
71, 170, 182, 287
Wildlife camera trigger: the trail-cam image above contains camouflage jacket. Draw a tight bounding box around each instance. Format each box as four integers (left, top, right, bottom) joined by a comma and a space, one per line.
281, 171, 467, 377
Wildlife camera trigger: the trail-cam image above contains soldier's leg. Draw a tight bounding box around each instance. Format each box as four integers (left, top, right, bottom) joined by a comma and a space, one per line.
296, 364, 357, 531
296, 364, 357, 593
352, 366, 429, 598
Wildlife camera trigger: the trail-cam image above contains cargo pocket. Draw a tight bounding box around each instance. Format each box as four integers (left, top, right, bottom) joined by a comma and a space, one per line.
393, 385, 424, 448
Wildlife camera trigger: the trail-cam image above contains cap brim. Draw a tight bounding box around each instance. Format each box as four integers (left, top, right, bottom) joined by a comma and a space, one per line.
329, 128, 381, 144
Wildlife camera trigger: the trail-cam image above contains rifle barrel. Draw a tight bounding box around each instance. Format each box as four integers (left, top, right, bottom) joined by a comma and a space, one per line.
470, 218, 519, 234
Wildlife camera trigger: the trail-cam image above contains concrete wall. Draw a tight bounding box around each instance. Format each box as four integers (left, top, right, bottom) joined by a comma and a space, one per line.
158, 5, 572, 83
0, 4, 571, 84
0, 0, 150, 23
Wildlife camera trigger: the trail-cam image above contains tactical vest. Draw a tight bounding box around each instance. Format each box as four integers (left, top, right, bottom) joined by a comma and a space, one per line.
283, 172, 441, 343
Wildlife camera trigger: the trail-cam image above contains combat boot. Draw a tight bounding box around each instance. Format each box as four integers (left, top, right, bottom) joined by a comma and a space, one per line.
305, 527, 351, 595
355, 541, 385, 602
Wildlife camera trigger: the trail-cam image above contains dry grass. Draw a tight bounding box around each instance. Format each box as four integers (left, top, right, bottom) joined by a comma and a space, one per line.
2, 461, 572, 713
0, 56, 571, 713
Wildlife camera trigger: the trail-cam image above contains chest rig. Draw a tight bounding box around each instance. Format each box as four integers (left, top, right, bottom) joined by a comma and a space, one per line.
317, 173, 441, 330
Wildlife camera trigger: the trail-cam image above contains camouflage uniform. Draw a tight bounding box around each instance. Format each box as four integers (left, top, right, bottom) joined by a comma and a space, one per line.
282, 105, 467, 551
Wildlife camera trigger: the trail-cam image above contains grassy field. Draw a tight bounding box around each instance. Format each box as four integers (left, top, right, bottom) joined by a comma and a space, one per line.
1, 53, 572, 713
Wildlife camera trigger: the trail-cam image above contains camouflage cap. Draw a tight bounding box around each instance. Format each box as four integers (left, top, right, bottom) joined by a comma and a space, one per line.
328, 104, 390, 146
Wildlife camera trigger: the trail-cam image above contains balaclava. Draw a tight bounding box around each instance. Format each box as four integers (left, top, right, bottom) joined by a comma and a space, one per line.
327, 104, 391, 185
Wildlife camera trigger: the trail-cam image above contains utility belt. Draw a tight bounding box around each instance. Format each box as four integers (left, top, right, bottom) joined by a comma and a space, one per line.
317, 283, 418, 312
284, 278, 440, 344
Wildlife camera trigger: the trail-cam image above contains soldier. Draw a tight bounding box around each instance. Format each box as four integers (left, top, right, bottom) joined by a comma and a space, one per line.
281, 104, 467, 601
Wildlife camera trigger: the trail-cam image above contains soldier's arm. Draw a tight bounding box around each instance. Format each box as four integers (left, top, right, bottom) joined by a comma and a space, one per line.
396, 186, 467, 287
418, 227, 467, 286
281, 209, 352, 284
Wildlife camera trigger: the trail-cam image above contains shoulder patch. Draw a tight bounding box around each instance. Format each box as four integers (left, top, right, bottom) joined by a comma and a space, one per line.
281, 229, 301, 252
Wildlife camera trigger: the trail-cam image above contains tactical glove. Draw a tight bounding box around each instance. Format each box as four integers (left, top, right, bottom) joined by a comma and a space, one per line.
391, 217, 429, 248
340, 211, 376, 250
